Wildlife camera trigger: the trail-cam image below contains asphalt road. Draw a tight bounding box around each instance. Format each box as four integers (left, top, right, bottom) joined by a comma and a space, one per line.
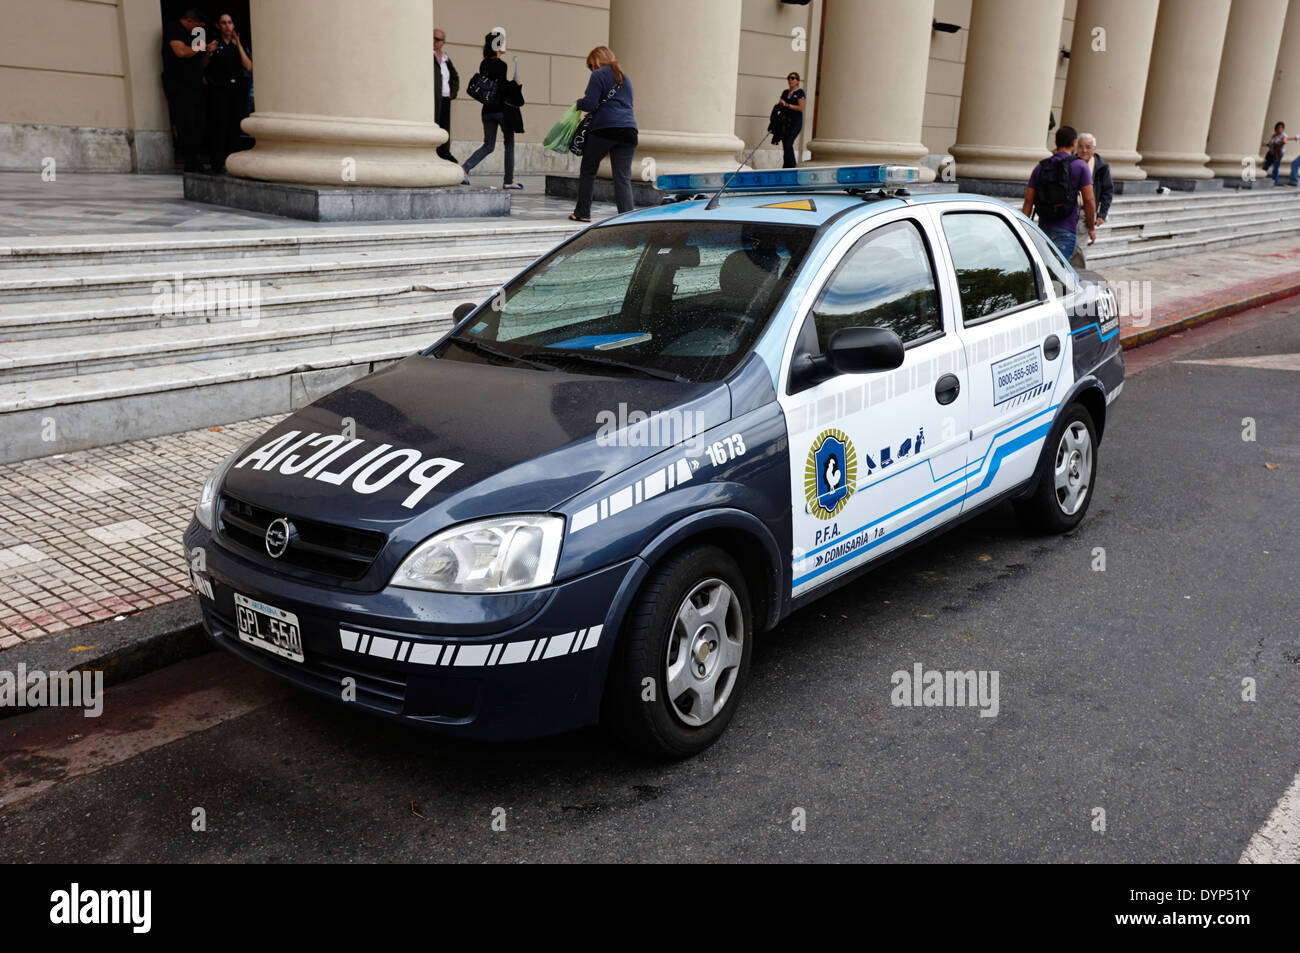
2, 302, 1298, 863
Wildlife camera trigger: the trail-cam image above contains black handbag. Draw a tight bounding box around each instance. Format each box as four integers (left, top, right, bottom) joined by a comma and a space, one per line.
570, 81, 621, 157
467, 71, 498, 105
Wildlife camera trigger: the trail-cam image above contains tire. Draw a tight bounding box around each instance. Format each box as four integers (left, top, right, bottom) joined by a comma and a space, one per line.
603, 545, 753, 759
1016, 402, 1099, 534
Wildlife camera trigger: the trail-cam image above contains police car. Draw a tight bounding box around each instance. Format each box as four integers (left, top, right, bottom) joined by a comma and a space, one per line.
184, 164, 1123, 758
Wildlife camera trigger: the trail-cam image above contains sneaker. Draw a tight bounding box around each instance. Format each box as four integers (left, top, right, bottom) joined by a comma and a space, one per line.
503, 182, 524, 190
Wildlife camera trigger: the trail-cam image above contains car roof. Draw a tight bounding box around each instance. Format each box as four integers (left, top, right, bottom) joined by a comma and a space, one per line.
601, 190, 1018, 230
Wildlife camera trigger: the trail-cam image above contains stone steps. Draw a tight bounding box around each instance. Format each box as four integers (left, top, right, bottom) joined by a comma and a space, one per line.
0, 241, 558, 303
0, 221, 576, 268
1088, 214, 1300, 265
0, 268, 520, 340
0, 219, 583, 464
0, 331, 437, 465
0, 299, 462, 382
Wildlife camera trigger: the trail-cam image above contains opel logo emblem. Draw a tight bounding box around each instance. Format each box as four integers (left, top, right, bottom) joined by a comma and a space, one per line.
265, 517, 292, 559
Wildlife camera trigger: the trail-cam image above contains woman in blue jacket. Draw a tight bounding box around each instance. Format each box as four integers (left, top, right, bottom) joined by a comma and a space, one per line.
571, 46, 637, 222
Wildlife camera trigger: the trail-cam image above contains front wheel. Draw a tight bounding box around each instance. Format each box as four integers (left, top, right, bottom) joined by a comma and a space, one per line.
603, 546, 753, 759
1016, 402, 1099, 533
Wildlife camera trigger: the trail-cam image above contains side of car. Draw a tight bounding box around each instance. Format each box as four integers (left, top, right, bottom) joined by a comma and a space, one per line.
580, 195, 1122, 755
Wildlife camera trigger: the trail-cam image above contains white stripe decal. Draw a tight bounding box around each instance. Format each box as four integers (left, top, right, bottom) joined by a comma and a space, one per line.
338, 625, 606, 668
544, 633, 576, 658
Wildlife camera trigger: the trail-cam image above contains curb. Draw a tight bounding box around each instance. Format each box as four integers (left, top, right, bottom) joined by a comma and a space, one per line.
0, 597, 211, 720
1119, 279, 1300, 350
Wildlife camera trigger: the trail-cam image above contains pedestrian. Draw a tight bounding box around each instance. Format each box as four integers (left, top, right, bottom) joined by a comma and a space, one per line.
1261, 122, 1293, 185
204, 12, 252, 174
571, 46, 637, 222
433, 27, 459, 163
162, 7, 216, 172
461, 29, 524, 190
1022, 125, 1096, 260
773, 71, 805, 168
1070, 132, 1111, 267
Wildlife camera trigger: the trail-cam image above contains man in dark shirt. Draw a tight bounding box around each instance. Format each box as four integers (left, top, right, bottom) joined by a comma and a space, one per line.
163, 8, 217, 172
1022, 124, 1096, 260
205, 12, 253, 173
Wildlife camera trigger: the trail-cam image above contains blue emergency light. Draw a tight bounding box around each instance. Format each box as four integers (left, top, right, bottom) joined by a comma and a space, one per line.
656, 164, 921, 194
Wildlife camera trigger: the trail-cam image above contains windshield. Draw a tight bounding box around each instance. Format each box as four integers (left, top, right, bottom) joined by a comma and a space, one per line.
438, 221, 816, 382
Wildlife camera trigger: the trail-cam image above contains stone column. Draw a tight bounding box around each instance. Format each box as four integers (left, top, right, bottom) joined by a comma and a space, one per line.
809, 0, 936, 181
949, 0, 1066, 182
227, 0, 462, 187
1060, 0, 1158, 181
1136, 0, 1232, 182
1206, 0, 1289, 180
1263, 1, 1300, 157
608, 0, 745, 175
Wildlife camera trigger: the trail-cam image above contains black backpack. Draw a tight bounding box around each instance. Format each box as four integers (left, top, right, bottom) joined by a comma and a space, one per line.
1033, 156, 1076, 222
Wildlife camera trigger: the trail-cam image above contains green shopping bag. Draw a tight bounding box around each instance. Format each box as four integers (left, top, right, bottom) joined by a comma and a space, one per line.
543, 105, 582, 154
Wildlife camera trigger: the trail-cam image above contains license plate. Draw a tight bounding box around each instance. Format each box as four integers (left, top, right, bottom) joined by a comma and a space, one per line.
233, 592, 304, 663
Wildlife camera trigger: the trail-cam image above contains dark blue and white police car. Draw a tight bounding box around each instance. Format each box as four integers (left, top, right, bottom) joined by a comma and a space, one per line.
184, 164, 1123, 758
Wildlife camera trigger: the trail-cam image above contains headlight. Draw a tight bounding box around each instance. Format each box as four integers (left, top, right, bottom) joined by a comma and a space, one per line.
390, 515, 564, 593
194, 449, 241, 530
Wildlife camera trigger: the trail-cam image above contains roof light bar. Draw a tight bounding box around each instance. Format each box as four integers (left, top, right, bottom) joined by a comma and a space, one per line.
656, 164, 920, 194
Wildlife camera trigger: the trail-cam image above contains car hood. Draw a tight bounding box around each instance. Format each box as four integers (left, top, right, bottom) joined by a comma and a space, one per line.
220, 353, 728, 535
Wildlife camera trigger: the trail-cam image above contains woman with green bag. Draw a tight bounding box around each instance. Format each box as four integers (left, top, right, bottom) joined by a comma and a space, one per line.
545, 106, 582, 154
570, 46, 637, 222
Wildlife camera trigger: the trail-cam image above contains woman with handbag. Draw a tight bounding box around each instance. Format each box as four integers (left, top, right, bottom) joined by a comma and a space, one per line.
571, 46, 637, 222
461, 29, 524, 190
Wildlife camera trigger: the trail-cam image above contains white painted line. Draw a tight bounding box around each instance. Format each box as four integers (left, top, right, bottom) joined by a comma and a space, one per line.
1240, 770, 1300, 863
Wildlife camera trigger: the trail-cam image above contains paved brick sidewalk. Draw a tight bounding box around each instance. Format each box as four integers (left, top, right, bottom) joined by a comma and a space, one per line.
1, 236, 1298, 652
0, 417, 280, 646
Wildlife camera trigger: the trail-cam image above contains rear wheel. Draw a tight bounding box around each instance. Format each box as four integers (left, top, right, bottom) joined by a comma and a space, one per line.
1016, 402, 1098, 533
603, 546, 753, 759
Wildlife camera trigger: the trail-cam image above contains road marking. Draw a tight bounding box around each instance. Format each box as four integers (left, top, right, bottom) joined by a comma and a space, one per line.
1178, 352, 1300, 372
1239, 770, 1300, 863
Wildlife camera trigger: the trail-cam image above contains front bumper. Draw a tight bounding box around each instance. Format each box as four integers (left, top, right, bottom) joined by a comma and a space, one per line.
184, 519, 637, 740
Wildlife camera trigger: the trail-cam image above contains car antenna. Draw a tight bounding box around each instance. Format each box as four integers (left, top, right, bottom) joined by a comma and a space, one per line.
705, 122, 772, 211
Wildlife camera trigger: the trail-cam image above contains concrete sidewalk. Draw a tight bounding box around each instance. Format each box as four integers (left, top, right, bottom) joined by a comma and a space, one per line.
1, 235, 1298, 682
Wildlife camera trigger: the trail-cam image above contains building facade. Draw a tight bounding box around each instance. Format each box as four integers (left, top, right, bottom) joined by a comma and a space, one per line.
2, 0, 1298, 187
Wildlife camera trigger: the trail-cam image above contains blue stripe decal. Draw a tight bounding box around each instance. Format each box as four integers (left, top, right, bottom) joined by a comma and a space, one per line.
1070, 322, 1118, 342
793, 421, 1053, 588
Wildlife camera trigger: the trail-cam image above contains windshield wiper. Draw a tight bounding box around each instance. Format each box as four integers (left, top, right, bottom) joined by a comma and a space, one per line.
520, 350, 689, 382
446, 336, 558, 371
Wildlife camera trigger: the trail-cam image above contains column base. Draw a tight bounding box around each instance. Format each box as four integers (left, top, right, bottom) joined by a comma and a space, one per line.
1112, 180, 1160, 194
809, 138, 937, 182
635, 129, 748, 176
227, 112, 465, 188
947, 143, 1052, 182
1136, 150, 1215, 181
183, 173, 509, 222
1092, 149, 1148, 182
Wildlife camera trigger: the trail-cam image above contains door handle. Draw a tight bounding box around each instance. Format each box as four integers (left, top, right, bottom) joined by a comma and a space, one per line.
935, 373, 960, 405
1043, 334, 1061, 361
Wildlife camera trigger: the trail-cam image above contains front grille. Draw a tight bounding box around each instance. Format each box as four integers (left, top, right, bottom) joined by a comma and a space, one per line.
218, 493, 387, 580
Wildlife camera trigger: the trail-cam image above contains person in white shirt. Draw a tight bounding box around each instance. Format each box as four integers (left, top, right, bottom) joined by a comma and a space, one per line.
433, 28, 459, 163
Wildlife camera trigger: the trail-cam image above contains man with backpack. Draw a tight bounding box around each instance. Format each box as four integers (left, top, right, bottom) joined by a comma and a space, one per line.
1022, 125, 1096, 260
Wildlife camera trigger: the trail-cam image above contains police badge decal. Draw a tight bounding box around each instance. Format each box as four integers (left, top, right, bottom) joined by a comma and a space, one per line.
805, 428, 857, 520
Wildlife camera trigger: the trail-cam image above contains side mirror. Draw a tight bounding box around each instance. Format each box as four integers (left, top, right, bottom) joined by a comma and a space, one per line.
452, 302, 477, 322
825, 326, 905, 373
791, 326, 905, 390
